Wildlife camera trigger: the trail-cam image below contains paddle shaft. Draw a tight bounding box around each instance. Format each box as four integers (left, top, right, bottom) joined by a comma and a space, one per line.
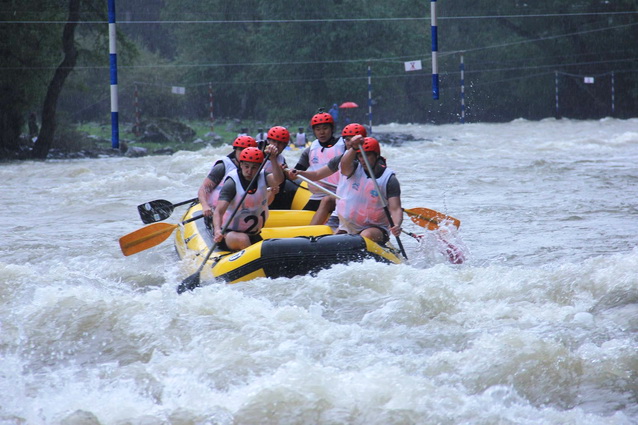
358, 146, 408, 260
173, 197, 199, 207
402, 230, 422, 240
295, 174, 342, 199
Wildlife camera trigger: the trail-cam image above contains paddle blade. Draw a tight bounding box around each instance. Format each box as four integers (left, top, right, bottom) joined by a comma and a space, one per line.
119, 222, 178, 256
177, 272, 201, 294
404, 208, 461, 231
137, 200, 174, 224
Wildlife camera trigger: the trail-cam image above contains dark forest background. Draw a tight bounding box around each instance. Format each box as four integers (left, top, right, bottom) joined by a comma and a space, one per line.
1, 0, 637, 159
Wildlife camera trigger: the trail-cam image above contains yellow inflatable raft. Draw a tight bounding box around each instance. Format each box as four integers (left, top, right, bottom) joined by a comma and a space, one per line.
174, 204, 403, 284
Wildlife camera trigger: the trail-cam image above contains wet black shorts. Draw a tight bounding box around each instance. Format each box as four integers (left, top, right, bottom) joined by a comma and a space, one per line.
337, 226, 390, 245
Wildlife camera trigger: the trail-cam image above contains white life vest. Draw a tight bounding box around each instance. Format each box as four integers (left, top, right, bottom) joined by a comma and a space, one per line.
295, 133, 306, 147
222, 169, 270, 234
335, 163, 395, 235
307, 138, 345, 200
206, 156, 237, 208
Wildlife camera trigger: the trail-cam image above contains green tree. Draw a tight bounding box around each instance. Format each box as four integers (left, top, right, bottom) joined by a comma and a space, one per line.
0, 0, 117, 159
0, 1, 68, 158
31, 0, 81, 159
163, 0, 429, 124
439, 1, 638, 121
3, 0, 637, 161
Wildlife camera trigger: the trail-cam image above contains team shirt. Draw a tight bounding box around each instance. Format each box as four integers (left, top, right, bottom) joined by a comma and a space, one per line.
205, 155, 237, 208
294, 136, 345, 201
217, 169, 271, 234
335, 159, 401, 235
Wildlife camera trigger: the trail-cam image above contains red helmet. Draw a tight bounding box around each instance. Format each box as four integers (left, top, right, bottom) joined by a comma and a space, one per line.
233, 135, 257, 148
361, 137, 381, 154
310, 112, 334, 128
267, 126, 290, 142
341, 123, 367, 138
239, 147, 264, 163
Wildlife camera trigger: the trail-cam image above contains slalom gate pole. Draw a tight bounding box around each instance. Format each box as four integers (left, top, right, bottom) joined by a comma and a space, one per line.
431, 0, 439, 100
108, 0, 119, 149
367, 65, 373, 133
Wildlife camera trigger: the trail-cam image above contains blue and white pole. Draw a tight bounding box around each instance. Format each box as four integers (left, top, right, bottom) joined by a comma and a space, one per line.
108, 0, 119, 149
431, 0, 439, 100
367, 65, 373, 133
460, 53, 465, 123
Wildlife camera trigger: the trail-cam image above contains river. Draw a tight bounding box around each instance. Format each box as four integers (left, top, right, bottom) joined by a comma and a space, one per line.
1, 118, 637, 424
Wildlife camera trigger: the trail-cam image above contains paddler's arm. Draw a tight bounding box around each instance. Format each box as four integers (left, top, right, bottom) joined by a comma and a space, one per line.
197, 162, 225, 217
264, 144, 284, 187
212, 200, 229, 243
340, 135, 362, 177
290, 147, 310, 173
286, 147, 310, 180
387, 196, 403, 237
289, 163, 333, 182
386, 175, 403, 237
212, 178, 236, 243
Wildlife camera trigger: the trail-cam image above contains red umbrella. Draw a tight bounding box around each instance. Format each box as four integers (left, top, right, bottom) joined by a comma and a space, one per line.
339, 101, 358, 108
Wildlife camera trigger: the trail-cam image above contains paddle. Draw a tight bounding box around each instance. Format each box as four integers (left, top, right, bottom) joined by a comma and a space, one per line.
295, 174, 340, 199
137, 197, 199, 224
358, 143, 408, 260
281, 174, 311, 192
295, 174, 342, 199
119, 215, 204, 256
403, 207, 461, 231
297, 177, 460, 234
177, 153, 272, 294
285, 179, 458, 241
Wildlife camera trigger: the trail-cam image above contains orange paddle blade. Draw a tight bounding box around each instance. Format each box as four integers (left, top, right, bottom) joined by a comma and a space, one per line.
119, 222, 178, 256
403, 207, 461, 231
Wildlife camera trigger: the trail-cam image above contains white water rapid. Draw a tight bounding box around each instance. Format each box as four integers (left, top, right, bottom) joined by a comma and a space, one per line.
1, 118, 637, 424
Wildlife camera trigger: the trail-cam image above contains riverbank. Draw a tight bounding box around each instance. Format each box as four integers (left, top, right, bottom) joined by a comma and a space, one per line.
11, 119, 416, 161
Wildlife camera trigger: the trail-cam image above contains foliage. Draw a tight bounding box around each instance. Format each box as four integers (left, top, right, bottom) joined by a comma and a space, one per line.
2, 0, 637, 159
158, 0, 638, 123
0, 0, 112, 159
0, 0, 67, 156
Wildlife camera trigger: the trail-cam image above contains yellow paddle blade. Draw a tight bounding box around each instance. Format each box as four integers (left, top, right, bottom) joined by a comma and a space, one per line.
403, 207, 461, 231
119, 222, 178, 256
